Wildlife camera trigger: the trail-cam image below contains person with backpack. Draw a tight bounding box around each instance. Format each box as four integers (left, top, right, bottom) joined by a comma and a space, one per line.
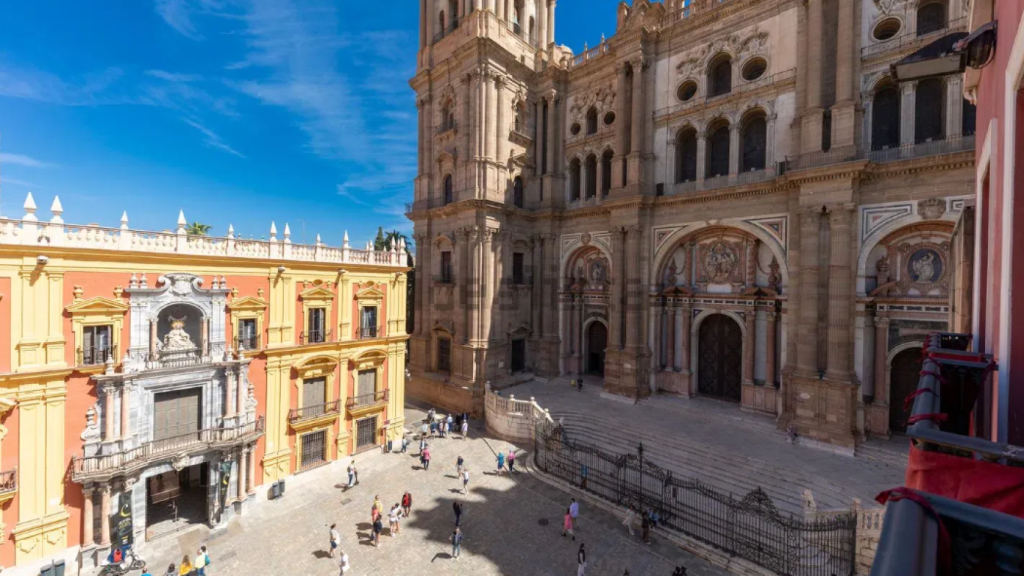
195, 546, 210, 576
450, 527, 463, 560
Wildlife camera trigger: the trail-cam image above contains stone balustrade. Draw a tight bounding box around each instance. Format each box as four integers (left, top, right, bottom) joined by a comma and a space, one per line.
804, 490, 887, 575
0, 192, 409, 267
484, 384, 555, 445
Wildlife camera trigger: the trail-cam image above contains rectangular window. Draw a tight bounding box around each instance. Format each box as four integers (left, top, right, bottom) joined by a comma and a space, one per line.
302, 377, 327, 409
307, 308, 327, 343
437, 337, 452, 374
512, 252, 525, 285
300, 430, 327, 470
441, 251, 453, 283
238, 319, 258, 350
81, 325, 113, 365
360, 306, 379, 339
153, 388, 202, 441
356, 416, 378, 450
356, 369, 377, 402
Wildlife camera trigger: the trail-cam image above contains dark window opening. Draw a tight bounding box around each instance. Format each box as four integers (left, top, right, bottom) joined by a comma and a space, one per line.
443, 174, 454, 205
677, 81, 697, 102
706, 124, 731, 177
306, 308, 327, 343
917, 2, 946, 36
512, 252, 525, 285
360, 306, 378, 339
603, 111, 615, 125
570, 158, 582, 201
601, 150, 613, 196
237, 318, 258, 351
741, 58, 767, 81
437, 337, 452, 373
872, 86, 901, 150
962, 98, 977, 136
708, 56, 732, 97
741, 115, 767, 171
586, 107, 598, 135
873, 18, 902, 40
513, 176, 524, 208
621, 157, 628, 186
440, 251, 453, 283
81, 324, 113, 365
510, 339, 526, 373
822, 109, 833, 152
585, 155, 597, 199
675, 129, 698, 183
915, 78, 945, 143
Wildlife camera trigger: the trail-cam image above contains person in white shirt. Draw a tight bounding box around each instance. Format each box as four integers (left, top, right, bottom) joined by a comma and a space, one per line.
338, 551, 350, 574
329, 524, 340, 558
461, 468, 471, 494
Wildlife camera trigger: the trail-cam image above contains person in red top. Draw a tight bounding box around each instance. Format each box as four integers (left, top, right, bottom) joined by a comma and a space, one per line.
401, 492, 412, 516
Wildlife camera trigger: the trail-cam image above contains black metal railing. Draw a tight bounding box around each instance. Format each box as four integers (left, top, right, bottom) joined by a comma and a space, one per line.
288, 400, 341, 422
347, 389, 389, 410
534, 421, 857, 576
0, 469, 17, 494
867, 134, 975, 163
300, 329, 331, 345
78, 344, 118, 367
432, 17, 462, 44
72, 417, 265, 481
358, 325, 381, 340
235, 334, 261, 352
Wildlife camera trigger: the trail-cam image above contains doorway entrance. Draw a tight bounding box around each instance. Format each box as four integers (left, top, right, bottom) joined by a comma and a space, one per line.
889, 347, 923, 433
697, 314, 743, 402
355, 416, 378, 452
585, 322, 607, 375
145, 463, 208, 540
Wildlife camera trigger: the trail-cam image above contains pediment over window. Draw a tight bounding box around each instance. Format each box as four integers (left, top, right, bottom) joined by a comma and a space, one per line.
228, 295, 269, 311
294, 355, 338, 378
300, 284, 336, 302
66, 297, 129, 316
352, 348, 388, 367
355, 284, 385, 301
507, 322, 532, 337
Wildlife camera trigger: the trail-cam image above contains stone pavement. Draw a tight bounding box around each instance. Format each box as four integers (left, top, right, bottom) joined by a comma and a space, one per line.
122, 404, 729, 576
511, 377, 908, 514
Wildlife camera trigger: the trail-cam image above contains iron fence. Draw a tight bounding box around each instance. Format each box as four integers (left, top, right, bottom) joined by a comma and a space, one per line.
533, 420, 856, 576
78, 344, 118, 367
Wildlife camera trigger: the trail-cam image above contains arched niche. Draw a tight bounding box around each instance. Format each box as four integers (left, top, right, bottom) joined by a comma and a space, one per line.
861, 221, 954, 298
653, 225, 787, 295
562, 245, 612, 293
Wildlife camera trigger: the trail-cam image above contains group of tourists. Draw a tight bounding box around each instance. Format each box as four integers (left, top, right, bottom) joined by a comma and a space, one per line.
421, 408, 470, 440
621, 505, 662, 545
148, 545, 210, 576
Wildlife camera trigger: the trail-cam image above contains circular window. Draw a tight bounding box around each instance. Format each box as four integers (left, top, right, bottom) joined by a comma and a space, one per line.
570, 123, 581, 136
603, 111, 615, 125
741, 58, 767, 81
676, 80, 698, 102
873, 18, 902, 41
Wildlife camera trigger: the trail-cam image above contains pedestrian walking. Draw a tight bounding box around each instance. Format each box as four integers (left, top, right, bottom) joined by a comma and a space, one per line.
372, 495, 383, 518
338, 551, 350, 575
447, 414, 453, 434
195, 546, 210, 576
453, 500, 463, 526
570, 377, 576, 389
372, 516, 383, 547
577, 376, 583, 392
423, 447, 432, 470
623, 506, 637, 536
450, 527, 463, 560
419, 436, 427, 454
178, 556, 192, 576
672, 567, 688, 576
641, 512, 651, 544
457, 455, 464, 475
346, 460, 356, 488
164, 564, 176, 576
507, 448, 516, 473
461, 468, 470, 494
461, 419, 469, 438
329, 524, 340, 558
401, 491, 412, 516
562, 507, 575, 540
420, 421, 429, 439
581, 464, 589, 489
388, 504, 401, 536
577, 543, 587, 576
401, 435, 409, 453
570, 498, 580, 531
496, 451, 505, 475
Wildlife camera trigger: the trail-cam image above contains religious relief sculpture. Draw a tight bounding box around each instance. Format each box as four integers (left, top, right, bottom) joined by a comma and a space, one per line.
703, 240, 739, 283
908, 249, 941, 283
162, 315, 196, 351
767, 256, 782, 292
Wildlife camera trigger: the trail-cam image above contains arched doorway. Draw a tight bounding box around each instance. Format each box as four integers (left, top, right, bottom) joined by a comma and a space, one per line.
889, 347, 923, 433
697, 314, 742, 402
586, 322, 607, 375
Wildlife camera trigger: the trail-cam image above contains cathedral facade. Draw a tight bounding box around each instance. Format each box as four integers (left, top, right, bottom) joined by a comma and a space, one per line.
407, 0, 975, 449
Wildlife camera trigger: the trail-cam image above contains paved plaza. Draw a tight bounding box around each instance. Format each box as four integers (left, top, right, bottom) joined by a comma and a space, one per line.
127, 404, 729, 576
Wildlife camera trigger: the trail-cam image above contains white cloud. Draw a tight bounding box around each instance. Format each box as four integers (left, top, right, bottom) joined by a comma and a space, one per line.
155, 0, 224, 40
0, 153, 54, 168
335, 184, 369, 206
0, 64, 125, 106
145, 70, 203, 82
0, 177, 40, 188
181, 117, 245, 157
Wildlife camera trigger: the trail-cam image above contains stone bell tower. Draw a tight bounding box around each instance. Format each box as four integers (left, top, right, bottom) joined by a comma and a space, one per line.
407, 0, 562, 415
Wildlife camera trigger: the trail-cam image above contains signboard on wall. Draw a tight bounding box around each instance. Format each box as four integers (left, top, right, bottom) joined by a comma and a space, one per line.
110, 491, 134, 548
219, 461, 232, 511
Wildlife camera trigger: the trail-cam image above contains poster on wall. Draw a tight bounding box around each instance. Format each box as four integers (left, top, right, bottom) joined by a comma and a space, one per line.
219, 461, 232, 511
110, 491, 134, 548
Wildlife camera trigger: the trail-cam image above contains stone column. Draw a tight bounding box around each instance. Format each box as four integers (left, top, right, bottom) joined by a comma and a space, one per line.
237, 450, 247, 503
615, 64, 629, 159
574, 300, 583, 362
467, 228, 479, 343
417, 100, 425, 175
237, 368, 247, 417
537, 0, 547, 47
485, 72, 496, 162
835, 0, 856, 103
666, 305, 676, 370
901, 82, 917, 147
543, 235, 558, 338
246, 445, 257, 494
609, 228, 626, 350
461, 73, 473, 171
680, 305, 692, 390
201, 317, 209, 357
149, 320, 158, 359
873, 317, 889, 404
765, 310, 777, 387
825, 205, 854, 381
103, 385, 116, 442
546, 92, 558, 176
495, 75, 505, 174
535, 101, 545, 176
625, 225, 642, 348
82, 486, 95, 546
481, 229, 494, 344
547, 0, 555, 47
459, 228, 472, 342
120, 383, 131, 439
946, 75, 964, 138
531, 237, 542, 335
806, 0, 824, 110
99, 484, 112, 546
629, 57, 644, 157
414, 237, 426, 336
796, 208, 821, 375
743, 310, 756, 385
729, 124, 740, 176
696, 135, 707, 182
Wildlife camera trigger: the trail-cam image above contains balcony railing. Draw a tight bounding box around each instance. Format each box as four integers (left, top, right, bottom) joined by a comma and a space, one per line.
148, 347, 203, 369
506, 22, 541, 48
347, 389, 389, 411
665, 0, 737, 24
77, 344, 118, 367
432, 17, 461, 44
288, 400, 341, 423
509, 122, 532, 140
867, 134, 975, 163
861, 17, 969, 58
300, 329, 332, 345
566, 40, 612, 69
234, 334, 261, 352
358, 326, 381, 340
654, 69, 796, 119
0, 469, 16, 495
71, 417, 265, 481
435, 121, 458, 135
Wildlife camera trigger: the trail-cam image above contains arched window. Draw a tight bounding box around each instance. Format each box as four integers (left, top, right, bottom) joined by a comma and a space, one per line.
513, 101, 525, 133
601, 150, 613, 196
917, 1, 945, 36
915, 78, 945, 143
443, 174, 454, 205
513, 176, 524, 208
675, 128, 698, 183
962, 98, 977, 136
586, 107, 598, 135
585, 154, 598, 199
740, 112, 767, 172
706, 122, 731, 178
529, 16, 535, 40
439, 10, 446, 34
569, 158, 582, 201
442, 99, 455, 131
708, 55, 733, 97
872, 84, 901, 150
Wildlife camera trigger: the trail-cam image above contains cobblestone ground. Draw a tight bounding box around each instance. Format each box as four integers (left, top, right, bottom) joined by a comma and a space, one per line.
126, 404, 728, 576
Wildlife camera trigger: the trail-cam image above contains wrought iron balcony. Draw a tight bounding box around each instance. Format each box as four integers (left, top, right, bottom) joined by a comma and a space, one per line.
77, 344, 118, 367
347, 390, 388, 412
300, 329, 332, 345
234, 334, 261, 352
71, 417, 265, 482
358, 325, 381, 340
288, 400, 341, 423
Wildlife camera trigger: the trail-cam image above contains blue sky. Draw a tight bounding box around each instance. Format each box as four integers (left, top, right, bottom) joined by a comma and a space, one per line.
0, 0, 619, 245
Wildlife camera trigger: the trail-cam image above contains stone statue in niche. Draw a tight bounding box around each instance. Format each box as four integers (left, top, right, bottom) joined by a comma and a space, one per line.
81, 404, 101, 442
589, 259, 605, 284
664, 258, 679, 287
162, 315, 195, 351
703, 240, 738, 283
767, 256, 781, 291
908, 249, 942, 283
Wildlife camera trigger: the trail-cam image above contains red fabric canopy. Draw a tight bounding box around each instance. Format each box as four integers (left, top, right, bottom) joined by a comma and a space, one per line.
906, 445, 1024, 518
